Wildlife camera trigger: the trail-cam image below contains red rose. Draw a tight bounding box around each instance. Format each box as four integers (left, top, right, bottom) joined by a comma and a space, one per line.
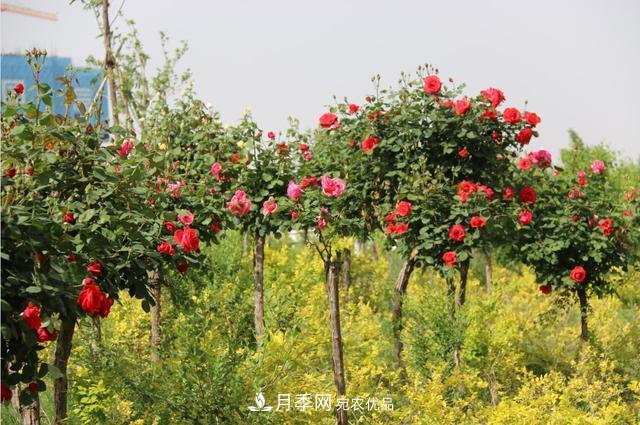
519, 187, 537, 204
209, 222, 222, 234
348, 103, 359, 114
524, 112, 541, 127
396, 201, 412, 217
480, 185, 495, 200
14, 83, 25, 94
442, 251, 457, 267
518, 157, 532, 170
598, 218, 614, 236
361, 136, 380, 153
503, 187, 515, 200
163, 221, 176, 232
4, 168, 17, 177
519, 210, 533, 226
570, 266, 586, 283
539, 285, 552, 294
87, 262, 102, 276
156, 241, 175, 256
77, 278, 106, 315
176, 262, 189, 274
502, 107, 521, 124
267, 131, 276, 139
481, 109, 498, 121
37, 327, 58, 343
27, 382, 38, 394
458, 147, 469, 158
449, 224, 466, 242
470, 216, 487, 228
98, 296, 114, 318
301, 176, 318, 189
386, 213, 397, 224
119, 140, 135, 158
423, 75, 442, 94
319, 112, 338, 128
67, 254, 77, 262
386, 223, 397, 234
454, 98, 471, 116
299, 143, 309, 152
230, 152, 241, 164
572, 215, 580, 222
480, 87, 505, 108
394, 222, 409, 235
516, 128, 533, 145
63, 212, 75, 224
1, 382, 12, 403
173, 228, 200, 253
457, 180, 478, 203
22, 302, 41, 330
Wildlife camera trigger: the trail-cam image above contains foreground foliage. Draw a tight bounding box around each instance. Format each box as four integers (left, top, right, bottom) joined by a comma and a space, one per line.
3, 234, 638, 424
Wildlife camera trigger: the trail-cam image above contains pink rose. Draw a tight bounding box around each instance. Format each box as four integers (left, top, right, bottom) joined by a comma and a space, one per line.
287, 181, 302, 200
210, 162, 223, 181
321, 176, 346, 197
454, 98, 471, 116
262, 196, 278, 216
119, 139, 135, 158
178, 210, 194, 226
226, 190, 252, 217
590, 160, 605, 174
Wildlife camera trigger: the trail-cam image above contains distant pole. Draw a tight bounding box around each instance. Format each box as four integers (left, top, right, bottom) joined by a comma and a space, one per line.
101, 0, 119, 125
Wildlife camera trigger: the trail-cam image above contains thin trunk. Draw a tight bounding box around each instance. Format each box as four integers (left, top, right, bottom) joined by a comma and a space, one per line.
391, 259, 415, 368
148, 270, 162, 361
484, 249, 493, 294
488, 370, 498, 408
253, 234, 265, 343
455, 259, 470, 310
54, 316, 76, 424
10, 385, 41, 424
577, 287, 589, 342
90, 316, 101, 359
371, 241, 379, 260
101, 0, 119, 125
342, 249, 351, 294
20, 393, 40, 425
326, 260, 347, 425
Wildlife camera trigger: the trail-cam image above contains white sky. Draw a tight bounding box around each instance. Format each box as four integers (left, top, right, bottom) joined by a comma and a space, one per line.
2, 0, 639, 161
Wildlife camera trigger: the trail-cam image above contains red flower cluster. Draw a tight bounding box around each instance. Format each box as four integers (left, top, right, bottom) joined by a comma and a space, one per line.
423, 75, 441, 94
570, 266, 586, 283
361, 136, 380, 153
77, 278, 113, 317
319, 112, 339, 129
386, 201, 412, 235
457, 180, 478, 203
599, 218, 614, 236
449, 224, 466, 242
442, 251, 457, 267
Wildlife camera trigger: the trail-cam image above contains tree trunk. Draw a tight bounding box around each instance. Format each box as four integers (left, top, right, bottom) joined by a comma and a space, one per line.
342, 248, 351, 294
484, 249, 493, 294
391, 259, 415, 368
148, 270, 162, 361
54, 316, 76, 424
253, 233, 265, 343
455, 259, 470, 310
21, 393, 40, 425
11, 386, 40, 425
326, 260, 347, 425
101, 0, 119, 125
577, 287, 589, 342
90, 316, 101, 360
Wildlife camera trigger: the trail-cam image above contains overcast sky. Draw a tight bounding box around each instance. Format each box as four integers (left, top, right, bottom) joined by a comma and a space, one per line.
2, 0, 639, 161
